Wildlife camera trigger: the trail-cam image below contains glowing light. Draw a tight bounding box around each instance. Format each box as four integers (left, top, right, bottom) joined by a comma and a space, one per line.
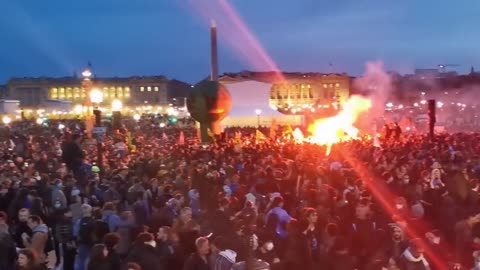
398, 104, 404, 109
437, 101, 444, 108
82, 69, 92, 78
58, 123, 65, 130
36, 118, 44, 125
413, 103, 419, 107
133, 114, 141, 121
307, 96, 372, 155
166, 107, 175, 115
74, 105, 83, 114
90, 89, 104, 104
386, 102, 393, 108
159, 123, 166, 128
420, 100, 427, 105
2, 116, 11, 125
255, 109, 262, 116
421, 92, 426, 95
292, 128, 304, 144
112, 99, 123, 111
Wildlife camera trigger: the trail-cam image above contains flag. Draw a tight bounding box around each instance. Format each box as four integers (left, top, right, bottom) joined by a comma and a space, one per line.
270, 119, 278, 138
178, 131, 185, 145
256, 130, 267, 142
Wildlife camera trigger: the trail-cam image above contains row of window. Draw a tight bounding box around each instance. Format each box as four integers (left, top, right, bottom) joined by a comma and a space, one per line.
272, 83, 342, 90
50, 87, 131, 100
140, 86, 160, 92
271, 91, 338, 100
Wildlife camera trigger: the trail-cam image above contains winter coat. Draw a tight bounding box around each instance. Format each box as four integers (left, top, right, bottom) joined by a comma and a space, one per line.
127, 243, 164, 270
0, 232, 17, 270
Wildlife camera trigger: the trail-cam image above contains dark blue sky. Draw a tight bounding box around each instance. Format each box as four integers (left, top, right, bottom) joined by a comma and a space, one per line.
0, 0, 478, 84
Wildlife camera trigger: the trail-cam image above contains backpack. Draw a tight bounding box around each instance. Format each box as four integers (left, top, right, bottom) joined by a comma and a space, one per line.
78, 217, 95, 246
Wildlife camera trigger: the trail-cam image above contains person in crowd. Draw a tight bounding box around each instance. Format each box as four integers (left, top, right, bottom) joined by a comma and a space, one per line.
73, 204, 95, 270
103, 233, 122, 270
16, 248, 45, 270
0, 223, 17, 270
126, 232, 163, 270
22, 215, 48, 265
12, 208, 32, 249
212, 236, 236, 270
87, 244, 111, 270
183, 237, 211, 270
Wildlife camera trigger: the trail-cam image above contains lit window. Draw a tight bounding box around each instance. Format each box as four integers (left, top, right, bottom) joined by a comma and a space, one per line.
308, 84, 311, 88
140, 87, 145, 92
66, 88, 73, 99
117, 87, 123, 97
335, 83, 340, 87
301, 85, 304, 89
59, 88, 65, 99
323, 84, 327, 88
50, 88, 58, 99
147, 86, 152, 92
154, 86, 159, 92
125, 87, 130, 93
74, 88, 80, 98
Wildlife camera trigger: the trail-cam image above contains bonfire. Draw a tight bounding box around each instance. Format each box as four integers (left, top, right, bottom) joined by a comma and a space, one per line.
293, 96, 372, 155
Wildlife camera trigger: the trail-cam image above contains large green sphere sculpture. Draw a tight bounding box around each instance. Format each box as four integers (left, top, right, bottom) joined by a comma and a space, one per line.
187, 80, 232, 143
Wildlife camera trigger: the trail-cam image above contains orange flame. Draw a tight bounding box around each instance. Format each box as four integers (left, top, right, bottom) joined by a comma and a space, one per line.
306, 96, 372, 155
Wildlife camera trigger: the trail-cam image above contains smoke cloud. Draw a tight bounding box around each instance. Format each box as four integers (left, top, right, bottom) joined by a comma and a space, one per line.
352, 61, 393, 130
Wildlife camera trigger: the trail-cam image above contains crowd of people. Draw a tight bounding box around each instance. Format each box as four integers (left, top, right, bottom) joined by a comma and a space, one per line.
0, 119, 480, 270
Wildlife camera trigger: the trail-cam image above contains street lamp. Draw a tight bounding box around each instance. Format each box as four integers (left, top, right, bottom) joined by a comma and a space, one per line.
255, 109, 262, 127
2, 116, 11, 125
82, 65, 94, 137
90, 89, 104, 173
111, 99, 123, 130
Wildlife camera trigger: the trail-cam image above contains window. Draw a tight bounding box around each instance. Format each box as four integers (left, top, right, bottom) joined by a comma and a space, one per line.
147, 86, 152, 92
59, 88, 65, 99
50, 88, 58, 99
117, 87, 123, 98
323, 84, 327, 88
66, 88, 73, 99
125, 87, 130, 98
74, 87, 80, 99
140, 87, 145, 92
335, 83, 340, 87
329, 84, 333, 88
154, 86, 159, 92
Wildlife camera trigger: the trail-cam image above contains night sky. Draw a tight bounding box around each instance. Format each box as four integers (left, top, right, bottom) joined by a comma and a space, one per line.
0, 0, 478, 84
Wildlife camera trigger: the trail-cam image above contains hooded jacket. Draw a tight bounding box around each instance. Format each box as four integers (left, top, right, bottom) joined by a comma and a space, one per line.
214, 250, 237, 270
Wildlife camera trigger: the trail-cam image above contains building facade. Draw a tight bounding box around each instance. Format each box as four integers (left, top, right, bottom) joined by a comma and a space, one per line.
268, 73, 350, 114
5, 76, 188, 108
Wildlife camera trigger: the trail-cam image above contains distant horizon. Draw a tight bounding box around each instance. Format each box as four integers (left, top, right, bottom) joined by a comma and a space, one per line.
1, 66, 475, 86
